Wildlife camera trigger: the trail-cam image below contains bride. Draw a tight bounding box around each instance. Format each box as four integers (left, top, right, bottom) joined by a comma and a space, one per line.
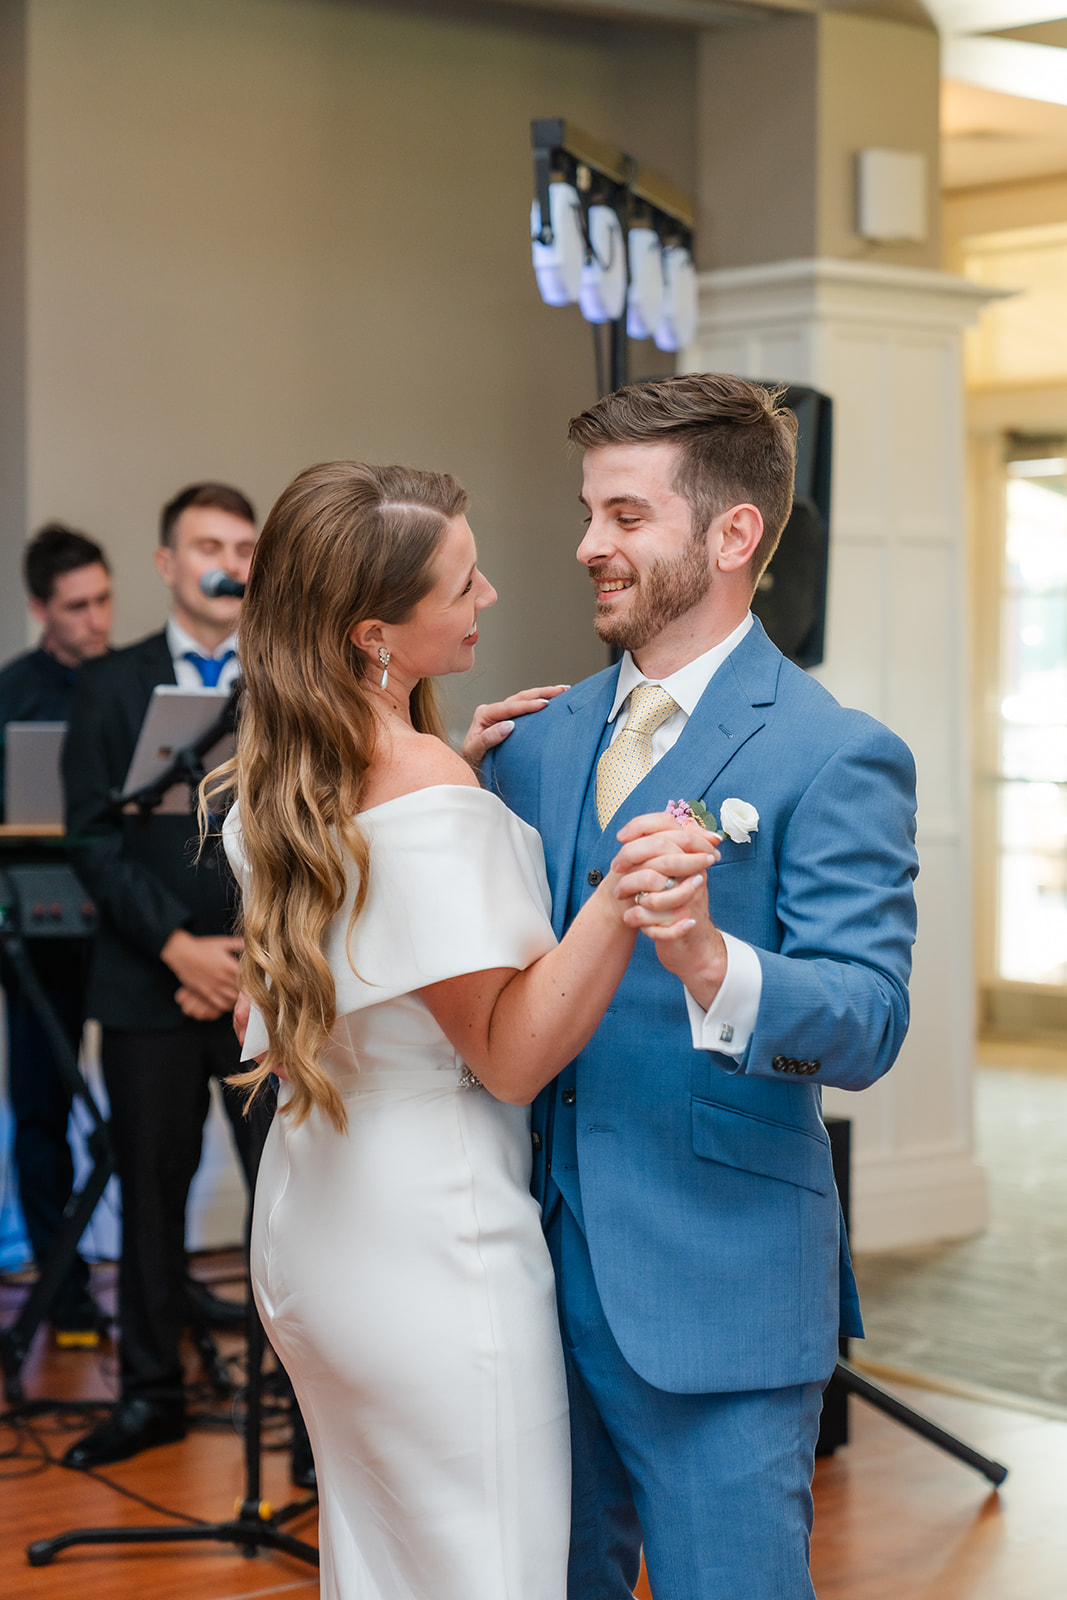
212, 460, 716, 1600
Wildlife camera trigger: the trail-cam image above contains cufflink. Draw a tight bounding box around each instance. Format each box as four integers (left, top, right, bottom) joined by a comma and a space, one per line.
719, 1023, 735, 1044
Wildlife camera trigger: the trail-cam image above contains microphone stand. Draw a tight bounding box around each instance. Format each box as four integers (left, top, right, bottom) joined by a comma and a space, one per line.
28, 1290, 318, 1571
27, 687, 318, 1573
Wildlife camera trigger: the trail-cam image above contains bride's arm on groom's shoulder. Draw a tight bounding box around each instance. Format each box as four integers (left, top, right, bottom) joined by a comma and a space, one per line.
420, 814, 717, 1106
460, 684, 568, 768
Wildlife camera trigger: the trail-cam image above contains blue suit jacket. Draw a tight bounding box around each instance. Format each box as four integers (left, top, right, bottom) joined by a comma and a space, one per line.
483, 620, 918, 1395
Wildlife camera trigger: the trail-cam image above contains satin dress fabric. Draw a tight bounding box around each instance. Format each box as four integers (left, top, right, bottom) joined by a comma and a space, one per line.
224, 787, 569, 1600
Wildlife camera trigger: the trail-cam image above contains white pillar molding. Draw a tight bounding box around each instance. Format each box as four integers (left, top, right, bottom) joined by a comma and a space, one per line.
684, 257, 994, 1250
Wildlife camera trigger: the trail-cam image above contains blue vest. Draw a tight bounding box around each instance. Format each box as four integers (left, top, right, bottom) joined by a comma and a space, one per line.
544, 716, 619, 1230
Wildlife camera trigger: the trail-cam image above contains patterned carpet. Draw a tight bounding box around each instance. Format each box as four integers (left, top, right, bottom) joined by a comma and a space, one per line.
853, 1048, 1067, 1412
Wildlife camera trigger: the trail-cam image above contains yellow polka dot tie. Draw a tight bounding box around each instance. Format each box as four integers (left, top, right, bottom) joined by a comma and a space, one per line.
596, 683, 678, 830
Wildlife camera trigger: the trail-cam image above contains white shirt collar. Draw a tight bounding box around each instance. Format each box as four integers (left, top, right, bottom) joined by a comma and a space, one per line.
166, 615, 239, 665
607, 613, 754, 724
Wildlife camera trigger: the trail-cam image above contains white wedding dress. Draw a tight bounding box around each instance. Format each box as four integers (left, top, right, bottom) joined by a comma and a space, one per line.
224, 785, 569, 1600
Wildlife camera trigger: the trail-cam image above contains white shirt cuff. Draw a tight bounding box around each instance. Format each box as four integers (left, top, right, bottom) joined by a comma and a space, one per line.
684, 932, 763, 1058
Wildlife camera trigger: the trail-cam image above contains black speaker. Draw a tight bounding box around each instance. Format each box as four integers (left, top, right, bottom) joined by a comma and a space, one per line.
751, 385, 832, 670
815, 1114, 851, 1457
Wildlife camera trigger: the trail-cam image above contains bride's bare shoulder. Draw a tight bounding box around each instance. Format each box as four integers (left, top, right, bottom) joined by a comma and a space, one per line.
359, 731, 479, 811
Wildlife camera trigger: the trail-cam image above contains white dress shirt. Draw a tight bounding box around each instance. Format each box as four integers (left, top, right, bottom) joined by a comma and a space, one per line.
166, 617, 242, 693
607, 613, 762, 1060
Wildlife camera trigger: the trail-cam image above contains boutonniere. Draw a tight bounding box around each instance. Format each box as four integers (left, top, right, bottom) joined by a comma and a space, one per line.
667, 797, 759, 845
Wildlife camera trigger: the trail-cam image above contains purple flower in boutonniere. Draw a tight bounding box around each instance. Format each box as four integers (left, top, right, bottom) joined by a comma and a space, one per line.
666, 798, 720, 834
666, 797, 760, 845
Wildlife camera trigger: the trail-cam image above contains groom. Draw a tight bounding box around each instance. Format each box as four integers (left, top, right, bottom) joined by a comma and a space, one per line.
479, 374, 918, 1600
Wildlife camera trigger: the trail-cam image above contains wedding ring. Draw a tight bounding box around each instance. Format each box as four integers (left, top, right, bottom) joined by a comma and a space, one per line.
635, 891, 646, 905
663, 877, 676, 890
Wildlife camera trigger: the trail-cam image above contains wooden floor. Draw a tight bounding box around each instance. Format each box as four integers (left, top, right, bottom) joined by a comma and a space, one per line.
3, 1313, 1067, 1598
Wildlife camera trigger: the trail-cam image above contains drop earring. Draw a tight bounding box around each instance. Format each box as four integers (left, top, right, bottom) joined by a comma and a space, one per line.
378, 647, 390, 690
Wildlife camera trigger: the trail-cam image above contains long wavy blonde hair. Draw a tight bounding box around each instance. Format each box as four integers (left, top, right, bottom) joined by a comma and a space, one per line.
203, 460, 469, 1132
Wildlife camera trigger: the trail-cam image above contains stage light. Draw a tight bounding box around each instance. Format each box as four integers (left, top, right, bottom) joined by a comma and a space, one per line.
654, 246, 697, 352
529, 120, 696, 391
578, 205, 627, 324
531, 181, 584, 306
625, 227, 663, 341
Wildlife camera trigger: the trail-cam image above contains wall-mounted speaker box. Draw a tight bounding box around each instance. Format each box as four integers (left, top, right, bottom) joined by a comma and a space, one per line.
856, 148, 927, 244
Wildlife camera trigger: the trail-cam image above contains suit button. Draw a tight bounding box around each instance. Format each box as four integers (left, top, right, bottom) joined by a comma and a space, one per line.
807, 1060, 820, 1074
531, 1130, 542, 1150
587, 869, 603, 886
772, 1056, 786, 1072
561, 1089, 576, 1106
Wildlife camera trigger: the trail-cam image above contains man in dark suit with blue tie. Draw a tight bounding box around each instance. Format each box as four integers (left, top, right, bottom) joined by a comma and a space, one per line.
482, 375, 918, 1600
62, 484, 262, 1468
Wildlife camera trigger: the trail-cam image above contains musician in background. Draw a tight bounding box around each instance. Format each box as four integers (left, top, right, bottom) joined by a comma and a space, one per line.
60, 484, 267, 1469
0, 523, 112, 1344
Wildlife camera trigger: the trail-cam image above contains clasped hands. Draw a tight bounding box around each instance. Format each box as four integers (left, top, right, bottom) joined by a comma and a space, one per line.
607, 814, 727, 1005
161, 927, 244, 1022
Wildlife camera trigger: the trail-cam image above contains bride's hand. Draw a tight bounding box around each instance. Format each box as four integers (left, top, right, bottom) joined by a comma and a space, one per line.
461, 685, 568, 767
612, 813, 729, 1001
607, 811, 721, 942
611, 811, 721, 891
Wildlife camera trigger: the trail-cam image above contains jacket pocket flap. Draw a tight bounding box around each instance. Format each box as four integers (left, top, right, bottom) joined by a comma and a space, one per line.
713, 836, 756, 866
691, 1097, 831, 1196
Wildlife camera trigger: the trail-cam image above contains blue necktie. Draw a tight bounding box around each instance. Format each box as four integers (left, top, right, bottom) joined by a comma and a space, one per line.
183, 649, 235, 688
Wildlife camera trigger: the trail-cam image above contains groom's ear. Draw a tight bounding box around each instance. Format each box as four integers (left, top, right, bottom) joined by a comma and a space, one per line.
712, 504, 763, 574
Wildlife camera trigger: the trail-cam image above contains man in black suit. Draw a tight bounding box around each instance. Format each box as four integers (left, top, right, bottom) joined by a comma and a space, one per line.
61, 484, 264, 1467
0, 524, 112, 1342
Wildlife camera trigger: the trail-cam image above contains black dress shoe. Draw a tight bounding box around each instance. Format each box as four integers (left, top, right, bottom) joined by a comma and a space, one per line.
63, 1398, 187, 1468
184, 1275, 247, 1330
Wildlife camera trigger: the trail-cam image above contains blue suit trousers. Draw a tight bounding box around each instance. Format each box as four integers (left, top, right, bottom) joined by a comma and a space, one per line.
548, 1202, 825, 1600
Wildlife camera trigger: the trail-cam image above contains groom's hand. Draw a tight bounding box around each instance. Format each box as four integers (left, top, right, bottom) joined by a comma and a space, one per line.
461, 685, 568, 767
611, 812, 728, 1005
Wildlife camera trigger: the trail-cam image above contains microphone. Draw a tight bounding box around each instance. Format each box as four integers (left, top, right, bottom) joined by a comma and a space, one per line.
200, 570, 246, 600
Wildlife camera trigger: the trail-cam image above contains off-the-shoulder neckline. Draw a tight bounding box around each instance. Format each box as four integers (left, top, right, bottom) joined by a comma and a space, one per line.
357, 783, 498, 819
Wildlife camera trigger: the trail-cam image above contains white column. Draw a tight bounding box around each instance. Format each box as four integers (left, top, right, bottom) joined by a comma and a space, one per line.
684, 258, 992, 1250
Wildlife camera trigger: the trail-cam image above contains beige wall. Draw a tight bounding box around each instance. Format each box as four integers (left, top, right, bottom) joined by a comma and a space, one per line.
0, 0, 27, 656
697, 8, 940, 272
12, 0, 695, 728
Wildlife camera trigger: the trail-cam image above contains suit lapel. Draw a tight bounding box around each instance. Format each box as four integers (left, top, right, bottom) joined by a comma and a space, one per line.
606, 619, 783, 832
539, 668, 618, 939
141, 631, 177, 690
121, 632, 176, 747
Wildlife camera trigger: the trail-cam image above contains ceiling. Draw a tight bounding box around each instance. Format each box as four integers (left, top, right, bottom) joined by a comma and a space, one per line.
931, 3, 1067, 188
495, 0, 1067, 189
943, 77, 1067, 188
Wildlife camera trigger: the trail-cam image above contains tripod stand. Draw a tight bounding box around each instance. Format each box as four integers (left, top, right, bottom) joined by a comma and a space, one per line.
816, 1117, 1008, 1488
27, 1291, 318, 1570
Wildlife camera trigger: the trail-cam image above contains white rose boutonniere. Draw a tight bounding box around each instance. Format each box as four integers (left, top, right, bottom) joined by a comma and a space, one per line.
718, 797, 760, 845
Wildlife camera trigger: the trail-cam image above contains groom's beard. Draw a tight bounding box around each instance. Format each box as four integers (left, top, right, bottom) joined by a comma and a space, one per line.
591, 531, 712, 654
